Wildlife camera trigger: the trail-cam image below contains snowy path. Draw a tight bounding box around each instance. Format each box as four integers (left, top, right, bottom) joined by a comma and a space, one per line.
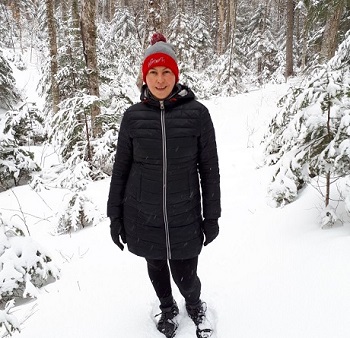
5, 85, 350, 338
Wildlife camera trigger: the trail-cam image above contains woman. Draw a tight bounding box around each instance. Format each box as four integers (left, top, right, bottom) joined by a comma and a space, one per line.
107, 33, 221, 338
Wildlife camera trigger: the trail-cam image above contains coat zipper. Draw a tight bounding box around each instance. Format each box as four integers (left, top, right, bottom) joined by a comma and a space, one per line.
160, 100, 171, 259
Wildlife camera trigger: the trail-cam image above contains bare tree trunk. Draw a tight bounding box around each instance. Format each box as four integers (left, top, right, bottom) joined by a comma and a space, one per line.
227, 0, 237, 77
164, 0, 171, 29
45, 0, 60, 114
72, 0, 80, 46
301, 20, 307, 71
81, 0, 101, 137
285, 0, 294, 79
65, 0, 81, 91
9, 2, 23, 53
179, 0, 185, 13
224, 0, 229, 48
276, 0, 284, 31
61, 0, 68, 22
216, 0, 225, 54
229, 0, 237, 36
325, 96, 332, 207
106, 0, 115, 21
320, 0, 345, 61
1, 3, 15, 52
257, 3, 267, 84
325, 171, 331, 207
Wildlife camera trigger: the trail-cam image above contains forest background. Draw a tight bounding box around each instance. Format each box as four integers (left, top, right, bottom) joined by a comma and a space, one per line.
0, 0, 349, 335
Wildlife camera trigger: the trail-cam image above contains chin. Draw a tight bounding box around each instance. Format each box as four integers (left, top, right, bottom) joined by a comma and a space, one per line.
155, 93, 168, 99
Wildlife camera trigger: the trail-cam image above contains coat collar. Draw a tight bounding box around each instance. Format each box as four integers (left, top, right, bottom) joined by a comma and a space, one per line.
140, 83, 195, 108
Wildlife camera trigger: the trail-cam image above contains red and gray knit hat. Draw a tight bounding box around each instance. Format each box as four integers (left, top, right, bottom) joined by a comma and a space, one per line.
142, 33, 179, 83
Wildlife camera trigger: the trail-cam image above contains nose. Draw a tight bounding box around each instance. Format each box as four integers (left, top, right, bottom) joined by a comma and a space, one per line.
156, 73, 165, 83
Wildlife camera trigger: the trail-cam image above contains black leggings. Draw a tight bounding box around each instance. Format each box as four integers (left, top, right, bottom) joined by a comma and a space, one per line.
146, 257, 201, 308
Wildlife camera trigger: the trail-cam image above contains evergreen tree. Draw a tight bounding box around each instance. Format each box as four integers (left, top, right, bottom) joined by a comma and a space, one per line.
0, 50, 20, 109
98, 6, 141, 97
168, 12, 212, 71
0, 113, 40, 190
167, 12, 216, 97
263, 31, 350, 226
3, 103, 46, 146
55, 0, 87, 102
243, 3, 279, 84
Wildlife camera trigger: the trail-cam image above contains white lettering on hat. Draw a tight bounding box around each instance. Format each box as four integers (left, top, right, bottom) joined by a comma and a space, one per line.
148, 57, 166, 68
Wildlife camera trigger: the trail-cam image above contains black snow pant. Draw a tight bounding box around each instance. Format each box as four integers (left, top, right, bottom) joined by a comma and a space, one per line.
146, 257, 201, 309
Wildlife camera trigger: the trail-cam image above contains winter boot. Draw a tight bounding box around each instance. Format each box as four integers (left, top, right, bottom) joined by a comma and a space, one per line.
186, 301, 213, 338
156, 301, 179, 338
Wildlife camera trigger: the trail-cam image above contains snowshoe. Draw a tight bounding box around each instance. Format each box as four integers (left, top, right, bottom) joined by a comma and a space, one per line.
155, 302, 179, 338
186, 301, 213, 338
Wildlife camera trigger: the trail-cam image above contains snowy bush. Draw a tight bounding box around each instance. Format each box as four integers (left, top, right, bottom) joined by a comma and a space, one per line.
30, 158, 103, 235
54, 191, 102, 235
267, 164, 299, 207
0, 215, 60, 305
320, 206, 338, 229
39, 157, 103, 235
31, 152, 103, 235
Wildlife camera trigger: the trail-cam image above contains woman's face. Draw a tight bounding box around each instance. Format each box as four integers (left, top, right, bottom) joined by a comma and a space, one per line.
146, 66, 176, 100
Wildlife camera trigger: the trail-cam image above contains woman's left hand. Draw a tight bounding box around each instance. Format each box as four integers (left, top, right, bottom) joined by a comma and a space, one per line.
202, 219, 219, 246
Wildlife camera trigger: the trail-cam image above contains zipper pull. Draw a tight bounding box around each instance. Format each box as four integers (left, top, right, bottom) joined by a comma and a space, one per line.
160, 100, 164, 110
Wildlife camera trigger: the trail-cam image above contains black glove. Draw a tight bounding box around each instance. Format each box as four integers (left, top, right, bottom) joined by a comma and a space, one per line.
110, 217, 126, 251
202, 219, 219, 246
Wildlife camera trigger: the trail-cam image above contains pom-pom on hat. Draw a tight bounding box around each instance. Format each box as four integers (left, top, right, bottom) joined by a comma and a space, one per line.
142, 33, 179, 83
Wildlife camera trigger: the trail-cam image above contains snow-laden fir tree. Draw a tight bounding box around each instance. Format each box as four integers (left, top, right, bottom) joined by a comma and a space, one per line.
167, 12, 222, 98
98, 6, 141, 100
168, 12, 212, 71
39, 93, 101, 234
0, 117, 40, 190
2, 103, 46, 146
263, 31, 350, 226
241, 3, 278, 85
168, 12, 245, 99
55, 0, 87, 102
0, 49, 20, 109
37, 90, 131, 234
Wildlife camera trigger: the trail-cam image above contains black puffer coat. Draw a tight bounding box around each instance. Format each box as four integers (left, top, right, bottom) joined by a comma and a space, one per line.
107, 84, 221, 260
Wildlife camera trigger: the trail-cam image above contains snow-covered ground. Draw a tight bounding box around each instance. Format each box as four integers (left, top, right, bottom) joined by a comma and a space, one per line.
2, 58, 350, 337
